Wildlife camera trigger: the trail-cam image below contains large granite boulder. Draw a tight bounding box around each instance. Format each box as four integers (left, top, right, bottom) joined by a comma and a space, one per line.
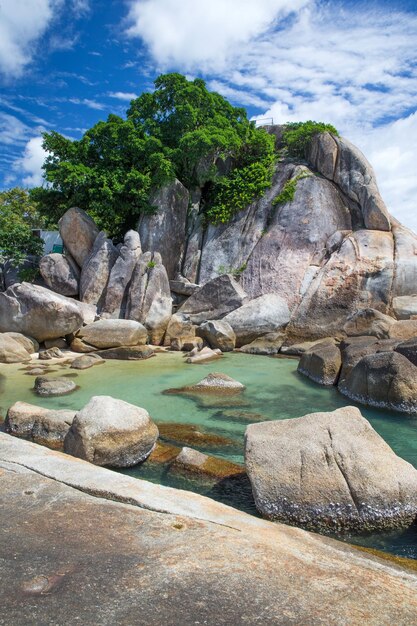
77, 319, 147, 349
126, 252, 172, 345
39, 253, 80, 297
245, 406, 417, 532
163, 313, 195, 347
80, 232, 119, 307
94, 346, 154, 360
341, 351, 417, 413
58, 207, 99, 267
223, 293, 290, 347
197, 320, 236, 351
392, 294, 417, 320
5, 401, 75, 450
308, 132, 391, 231
101, 230, 142, 318
343, 308, 396, 339
170, 372, 245, 395
338, 337, 398, 391
34, 376, 77, 397
240, 332, 285, 355
138, 178, 189, 279
395, 337, 417, 366
388, 320, 417, 341
64, 395, 159, 467
70, 354, 104, 370
0, 283, 83, 342
0, 334, 32, 363
177, 274, 247, 324
297, 342, 342, 385
3, 332, 38, 354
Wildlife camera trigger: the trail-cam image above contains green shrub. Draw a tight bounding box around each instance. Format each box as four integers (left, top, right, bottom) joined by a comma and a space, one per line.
282, 121, 338, 159
273, 172, 312, 207
147, 260, 156, 269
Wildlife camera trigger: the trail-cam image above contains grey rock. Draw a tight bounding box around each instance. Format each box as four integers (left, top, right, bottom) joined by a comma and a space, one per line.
281, 337, 336, 356
186, 346, 222, 364
341, 351, 417, 413
69, 337, 97, 353
395, 337, 417, 366
0, 283, 83, 342
39, 347, 64, 360
126, 252, 172, 345
169, 279, 200, 297
392, 295, 417, 320
0, 334, 32, 363
77, 319, 147, 349
163, 313, 195, 347
245, 406, 417, 532
5, 401, 75, 450
298, 342, 342, 385
343, 308, 396, 339
338, 338, 398, 391
34, 376, 77, 397
95, 346, 154, 360
240, 332, 284, 355
388, 320, 417, 341
178, 274, 247, 325
58, 207, 99, 267
101, 230, 142, 317
80, 231, 119, 307
70, 354, 104, 370
44, 337, 68, 350
223, 293, 290, 347
39, 253, 80, 297
170, 336, 204, 352
64, 395, 159, 467
198, 320, 236, 352
138, 178, 189, 279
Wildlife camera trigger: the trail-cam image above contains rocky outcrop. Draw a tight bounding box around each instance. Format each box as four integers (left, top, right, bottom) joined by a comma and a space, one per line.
58, 207, 99, 267
80, 232, 119, 307
126, 252, 172, 344
101, 230, 142, 318
298, 342, 342, 385
5, 401, 75, 450
0, 334, 32, 363
223, 293, 290, 347
0, 283, 83, 342
39, 253, 80, 296
64, 395, 158, 467
343, 308, 396, 339
77, 319, 147, 349
34, 376, 77, 397
197, 320, 236, 351
138, 178, 189, 279
245, 406, 417, 532
341, 351, 417, 412
2, 434, 417, 626
178, 274, 247, 324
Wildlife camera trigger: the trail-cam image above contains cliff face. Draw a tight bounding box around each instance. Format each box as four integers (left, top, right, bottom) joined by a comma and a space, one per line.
138, 128, 417, 341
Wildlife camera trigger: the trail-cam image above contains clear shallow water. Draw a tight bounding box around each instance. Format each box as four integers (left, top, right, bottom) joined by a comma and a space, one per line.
1, 351, 417, 560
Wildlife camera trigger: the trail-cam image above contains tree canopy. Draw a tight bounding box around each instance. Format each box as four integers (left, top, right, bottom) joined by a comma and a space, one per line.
31, 73, 276, 235
0, 188, 45, 266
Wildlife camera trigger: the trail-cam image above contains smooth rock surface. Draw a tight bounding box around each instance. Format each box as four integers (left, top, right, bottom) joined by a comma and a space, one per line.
342, 351, 417, 413
185, 346, 222, 364
169, 372, 245, 395
77, 319, 147, 349
198, 320, 236, 352
64, 395, 158, 467
178, 274, 247, 324
58, 207, 99, 267
240, 332, 284, 355
80, 231, 119, 307
343, 308, 396, 339
3, 332, 38, 354
0, 334, 32, 363
223, 293, 290, 347
0, 283, 83, 342
5, 401, 75, 450
95, 346, 154, 360
245, 406, 417, 532
70, 354, 103, 370
298, 342, 342, 385
101, 230, 142, 317
39, 253, 80, 296
1, 434, 417, 626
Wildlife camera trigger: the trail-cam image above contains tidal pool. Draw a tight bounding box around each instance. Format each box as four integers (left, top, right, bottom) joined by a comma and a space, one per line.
1, 351, 417, 560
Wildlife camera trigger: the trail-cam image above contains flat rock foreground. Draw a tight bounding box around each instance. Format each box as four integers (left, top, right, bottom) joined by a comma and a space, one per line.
1, 433, 416, 625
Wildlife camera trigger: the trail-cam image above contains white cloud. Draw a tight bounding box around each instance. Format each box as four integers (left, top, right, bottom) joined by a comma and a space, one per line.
13, 136, 48, 186
68, 98, 106, 110
0, 112, 34, 145
0, 0, 60, 77
353, 113, 417, 233
126, 0, 310, 72
108, 91, 138, 101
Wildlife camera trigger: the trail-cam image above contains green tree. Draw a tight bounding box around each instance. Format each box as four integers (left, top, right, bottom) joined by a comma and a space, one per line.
0, 188, 45, 266
31, 73, 276, 235
282, 121, 338, 159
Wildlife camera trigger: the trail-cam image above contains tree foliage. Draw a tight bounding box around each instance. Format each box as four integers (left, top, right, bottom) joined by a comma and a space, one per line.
31, 73, 276, 235
0, 188, 45, 266
282, 121, 338, 159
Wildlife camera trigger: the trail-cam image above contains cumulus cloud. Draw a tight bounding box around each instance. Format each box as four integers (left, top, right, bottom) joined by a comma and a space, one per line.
126, 0, 310, 71
0, 0, 60, 77
13, 136, 48, 186
108, 91, 138, 101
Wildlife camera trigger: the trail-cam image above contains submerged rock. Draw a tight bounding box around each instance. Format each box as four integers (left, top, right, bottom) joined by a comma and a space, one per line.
5, 401, 75, 450
64, 395, 158, 467
34, 376, 77, 397
158, 423, 235, 449
168, 372, 245, 395
298, 342, 342, 385
170, 446, 245, 480
245, 406, 417, 532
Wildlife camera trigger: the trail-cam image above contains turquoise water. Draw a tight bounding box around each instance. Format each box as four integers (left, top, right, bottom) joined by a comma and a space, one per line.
1, 351, 417, 559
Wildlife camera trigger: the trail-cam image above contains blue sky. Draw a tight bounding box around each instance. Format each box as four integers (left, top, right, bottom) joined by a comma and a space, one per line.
1, 0, 416, 229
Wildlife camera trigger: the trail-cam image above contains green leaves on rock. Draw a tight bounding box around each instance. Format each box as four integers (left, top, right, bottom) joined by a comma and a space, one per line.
282, 121, 338, 159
